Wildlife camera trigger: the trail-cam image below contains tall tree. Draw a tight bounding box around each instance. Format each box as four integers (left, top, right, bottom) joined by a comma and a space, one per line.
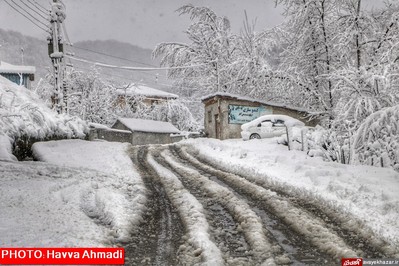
273, 0, 338, 120
153, 4, 235, 94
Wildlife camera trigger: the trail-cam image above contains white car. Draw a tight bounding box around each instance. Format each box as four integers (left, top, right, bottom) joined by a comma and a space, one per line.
240, 114, 305, 141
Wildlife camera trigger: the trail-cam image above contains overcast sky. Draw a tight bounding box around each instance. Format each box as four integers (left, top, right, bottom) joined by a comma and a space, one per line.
0, 0, 387, 50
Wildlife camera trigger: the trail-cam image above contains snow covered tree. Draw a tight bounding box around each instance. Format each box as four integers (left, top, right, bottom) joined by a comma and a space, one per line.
225, 12, 272, 98
332, 1, 399, 133
149, 100, 200, 131
273, 0, 399, 169
153, 4, 236, 94
117, 97, 200, 132
63, 68, 117, 125
272, 0, 339, 120
352, 105, 399, 170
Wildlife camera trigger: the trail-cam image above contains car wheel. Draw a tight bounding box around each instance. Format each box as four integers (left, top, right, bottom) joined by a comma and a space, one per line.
249, 133, 261, 139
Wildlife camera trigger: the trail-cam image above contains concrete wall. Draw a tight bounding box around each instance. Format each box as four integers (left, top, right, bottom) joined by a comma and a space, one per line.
132, 131, 173, 145
204, 97, 319, 140
204, 98, 263, 140
89, 128, 132, 143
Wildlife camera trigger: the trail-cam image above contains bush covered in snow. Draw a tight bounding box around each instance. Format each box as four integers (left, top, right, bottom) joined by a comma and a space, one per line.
305, 106, 399, 171
0, 76, 88, 158
352, 105, 399, 170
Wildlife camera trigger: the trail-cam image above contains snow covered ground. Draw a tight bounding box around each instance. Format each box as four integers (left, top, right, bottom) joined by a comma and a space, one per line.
0, 136, 397, 256
181, 138, 399, 248
0, 140, 145, 247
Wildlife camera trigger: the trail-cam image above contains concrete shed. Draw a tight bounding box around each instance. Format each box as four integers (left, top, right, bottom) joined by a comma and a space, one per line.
202, 92, 319, 140
112, 118, 180, 145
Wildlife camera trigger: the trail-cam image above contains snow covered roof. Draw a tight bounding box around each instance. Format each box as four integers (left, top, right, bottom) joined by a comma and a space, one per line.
0, 61, 36, 74
116, 84, 178, 99
115, 118, 180, 134
201, 92, 308, 113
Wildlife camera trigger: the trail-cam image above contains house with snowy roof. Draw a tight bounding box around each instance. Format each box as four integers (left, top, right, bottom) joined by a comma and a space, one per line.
0, 61, 36, 89
202, 92, 319, 140
116, 83, 178, 107
110, 117, 180, 145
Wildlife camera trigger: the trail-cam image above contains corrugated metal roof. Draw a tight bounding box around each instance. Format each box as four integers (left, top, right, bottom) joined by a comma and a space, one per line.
0, 61, 36, 74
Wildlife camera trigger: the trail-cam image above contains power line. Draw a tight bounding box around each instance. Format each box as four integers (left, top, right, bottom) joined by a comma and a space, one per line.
21, 0, 48, 20
71, 64, 162, 85
69, 45, 159, 67
10, 0, 49, 28
70, 65, 199, 95
27, 0, 49, 14
65, 55, 212, 71
3, 0, 50, 33
64, 49, 167, 79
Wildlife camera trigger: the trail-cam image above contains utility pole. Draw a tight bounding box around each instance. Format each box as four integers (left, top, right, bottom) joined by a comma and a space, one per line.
21, 47, 24, 64
48, 0, 66, 114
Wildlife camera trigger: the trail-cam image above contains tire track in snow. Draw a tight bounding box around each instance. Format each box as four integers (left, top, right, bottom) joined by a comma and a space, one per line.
180, 144, 396, 259
168, 145, 335, 265
153, 148, 275, 265
125, 146, 184, 265
147, 147, 225, 266
172, 145, 359, 261
168, 145, 337, 265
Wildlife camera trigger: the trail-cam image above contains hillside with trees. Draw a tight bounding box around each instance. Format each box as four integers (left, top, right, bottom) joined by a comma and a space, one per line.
0, 29, 171, 91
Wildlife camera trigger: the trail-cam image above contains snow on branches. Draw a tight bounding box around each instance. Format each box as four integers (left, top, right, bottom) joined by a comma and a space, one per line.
352, 105, 399, 170
0, 76, 88, 141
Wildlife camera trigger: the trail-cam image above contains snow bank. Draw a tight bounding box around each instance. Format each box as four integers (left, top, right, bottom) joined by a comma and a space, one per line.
0, 76, 88, 140
31, 139, 146, 243
0, 161, 110, 247
0, 134, 17, 161
181, 138, 399, 252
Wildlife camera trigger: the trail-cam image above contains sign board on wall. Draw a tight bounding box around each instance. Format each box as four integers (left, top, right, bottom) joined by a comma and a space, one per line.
228, 105, 272, 124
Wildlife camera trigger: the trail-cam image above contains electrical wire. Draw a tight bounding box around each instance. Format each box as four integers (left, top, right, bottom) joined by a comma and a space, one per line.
25, 0, 49, 16
60, 21, 168, 79
28, 0, 49, 13
65, 55, 212, 71
3, 0, 50, 33
10, 0, 49, 28
21, 0, 48, 20
65, 51, 166, 79
69, 45, 159, 67
71, 64, 198, 96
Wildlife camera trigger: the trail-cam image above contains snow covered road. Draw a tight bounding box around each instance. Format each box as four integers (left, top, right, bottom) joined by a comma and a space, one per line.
125, 143, 397, 265
2, 139, 397, 265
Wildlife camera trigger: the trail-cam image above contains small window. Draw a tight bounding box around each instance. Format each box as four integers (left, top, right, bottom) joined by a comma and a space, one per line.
208, 111, 212, 123
273, 119, 285, 127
